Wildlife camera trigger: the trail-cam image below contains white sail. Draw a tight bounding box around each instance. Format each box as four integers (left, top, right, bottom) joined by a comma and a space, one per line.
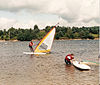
34, 23, 58, 53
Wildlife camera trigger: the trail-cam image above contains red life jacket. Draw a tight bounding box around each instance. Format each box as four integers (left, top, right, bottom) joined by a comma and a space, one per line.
65, 54, 74, 61
29, 42, 33, 46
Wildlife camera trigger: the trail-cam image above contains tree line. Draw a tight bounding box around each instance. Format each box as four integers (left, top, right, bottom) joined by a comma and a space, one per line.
0, 25, 99, 41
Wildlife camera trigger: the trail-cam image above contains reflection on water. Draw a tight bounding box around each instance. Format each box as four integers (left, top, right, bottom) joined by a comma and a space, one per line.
0, 40, 99, 85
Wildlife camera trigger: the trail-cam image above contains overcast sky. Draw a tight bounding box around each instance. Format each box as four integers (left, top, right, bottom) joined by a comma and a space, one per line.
0, 0, 99, 30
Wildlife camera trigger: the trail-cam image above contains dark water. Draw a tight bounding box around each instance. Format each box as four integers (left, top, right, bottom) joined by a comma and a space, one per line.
0, 40, 99, 85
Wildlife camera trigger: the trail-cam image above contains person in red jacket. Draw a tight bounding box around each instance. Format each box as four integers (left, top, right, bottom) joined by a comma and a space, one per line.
29, 40, 35, 52
65, 54, 74, 65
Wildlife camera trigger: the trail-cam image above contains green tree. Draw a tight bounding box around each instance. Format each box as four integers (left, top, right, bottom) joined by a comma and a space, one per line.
55, 33, 60, 39
65, 28, 73, 39
88, 33, 95, 39
17, 33, 25, 41
44, 26, 51, 33
0, 30, 3, 36
8, 27, 17, 39
5, 35, 10, 40
3, 29, 6, 35
37, 31, 46, 40
73, 32, 79, 39
34, 25, 40, 33
0, 35, 3, 40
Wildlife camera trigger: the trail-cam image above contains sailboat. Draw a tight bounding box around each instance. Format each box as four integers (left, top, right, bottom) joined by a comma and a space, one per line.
23, 23, 59, 54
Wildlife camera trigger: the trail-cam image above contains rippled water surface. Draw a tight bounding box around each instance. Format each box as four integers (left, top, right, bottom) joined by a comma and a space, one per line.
0, 40, 99, 85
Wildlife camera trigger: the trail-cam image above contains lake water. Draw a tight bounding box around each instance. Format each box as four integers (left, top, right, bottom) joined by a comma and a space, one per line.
0, 40, 99, 85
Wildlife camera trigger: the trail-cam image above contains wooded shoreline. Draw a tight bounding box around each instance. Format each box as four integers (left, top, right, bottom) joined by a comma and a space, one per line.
0, 25, 99, 41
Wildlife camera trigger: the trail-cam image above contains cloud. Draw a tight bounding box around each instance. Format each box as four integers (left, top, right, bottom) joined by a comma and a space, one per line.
0, 0, 48, 12
0, 17, 41, 29
0, 0, 99, 29
0, 17, 54, 30
78, 0, 99, 23
0, 0, 82, 21
0, 17, 16, 30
